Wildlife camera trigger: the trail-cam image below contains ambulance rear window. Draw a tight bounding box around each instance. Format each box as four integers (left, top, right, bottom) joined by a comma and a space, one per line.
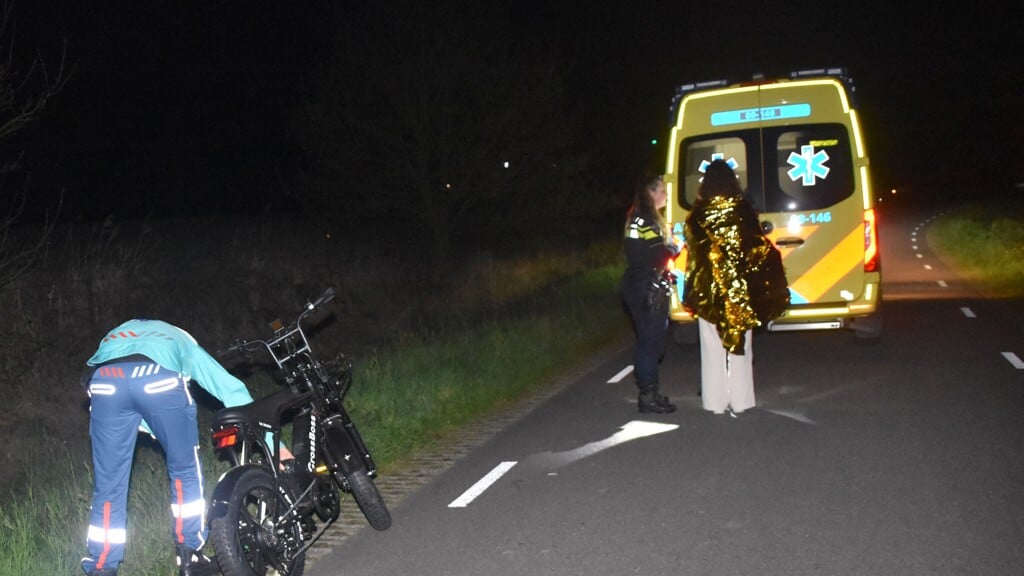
765, 123, 854, 212
679, 133, 760, 211
678, 123, 854, 214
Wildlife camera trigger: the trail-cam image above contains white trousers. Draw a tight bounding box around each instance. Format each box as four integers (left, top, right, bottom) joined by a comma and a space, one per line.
698, 318, 755, 414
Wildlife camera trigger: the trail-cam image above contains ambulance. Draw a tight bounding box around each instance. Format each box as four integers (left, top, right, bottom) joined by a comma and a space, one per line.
664, 68, 882, 343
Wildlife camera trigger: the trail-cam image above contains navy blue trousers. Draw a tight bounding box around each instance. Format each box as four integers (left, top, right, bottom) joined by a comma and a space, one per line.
623, 294, 669, 392
83, 359, 205, 574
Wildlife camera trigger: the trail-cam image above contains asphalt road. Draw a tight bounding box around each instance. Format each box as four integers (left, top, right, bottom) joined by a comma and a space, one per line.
307, 202, 1024, 576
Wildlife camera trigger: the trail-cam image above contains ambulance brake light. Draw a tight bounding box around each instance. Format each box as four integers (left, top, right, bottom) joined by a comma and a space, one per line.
863, 209, 879, 272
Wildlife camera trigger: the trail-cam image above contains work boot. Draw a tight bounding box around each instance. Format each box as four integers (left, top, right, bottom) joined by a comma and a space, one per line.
638, 390, 676, 413
176, 545, 215, 576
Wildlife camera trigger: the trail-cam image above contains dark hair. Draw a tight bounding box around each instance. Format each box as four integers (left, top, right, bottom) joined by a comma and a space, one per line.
698, 160, 742, 200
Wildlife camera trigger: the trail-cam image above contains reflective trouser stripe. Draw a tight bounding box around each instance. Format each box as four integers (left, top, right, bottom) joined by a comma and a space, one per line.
132, 363, 161, 378
87, 525, 128, 544
98, 502, 111, 569
97, 502, 112, 569
144, 376, 179, 394
168, 445, 206, 548
172, 493, 207, 546
88, 383, 117, 396
174, 479, 185, 544
171, 498, 207, 519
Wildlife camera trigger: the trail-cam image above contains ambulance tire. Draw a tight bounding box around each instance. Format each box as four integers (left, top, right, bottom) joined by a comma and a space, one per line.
851, 312, 882, 345
671, 322, 699, 346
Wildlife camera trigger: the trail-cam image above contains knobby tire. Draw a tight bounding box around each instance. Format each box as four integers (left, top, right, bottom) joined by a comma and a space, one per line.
345, 469, 391, 531
209, 467, 306, 576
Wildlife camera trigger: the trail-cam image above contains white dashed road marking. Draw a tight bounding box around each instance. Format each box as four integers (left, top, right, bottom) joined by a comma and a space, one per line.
961, 307, 976, 318
608, 365, 634, 384
1002, 353, 1024, 370
448, 461, 518, 508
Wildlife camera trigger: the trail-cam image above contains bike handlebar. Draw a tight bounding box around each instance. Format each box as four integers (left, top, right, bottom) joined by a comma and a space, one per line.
218, 287, 337, 366
309, 287, 335, 310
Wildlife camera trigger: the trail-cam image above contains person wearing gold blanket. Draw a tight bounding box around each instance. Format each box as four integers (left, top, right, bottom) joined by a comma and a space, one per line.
683, 160, 789, 415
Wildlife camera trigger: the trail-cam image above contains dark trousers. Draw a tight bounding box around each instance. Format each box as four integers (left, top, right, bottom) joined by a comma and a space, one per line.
624, 293, 669, 392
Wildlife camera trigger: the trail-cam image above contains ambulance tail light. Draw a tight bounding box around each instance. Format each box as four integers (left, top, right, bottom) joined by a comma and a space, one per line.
863, 209, 880, 272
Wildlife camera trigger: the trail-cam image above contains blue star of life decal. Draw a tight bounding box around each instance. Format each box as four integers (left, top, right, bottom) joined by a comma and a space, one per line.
699, 153, 739, 175
786, 145, 830, 185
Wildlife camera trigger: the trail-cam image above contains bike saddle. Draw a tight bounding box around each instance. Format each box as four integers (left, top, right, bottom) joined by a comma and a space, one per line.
213, 387, 306, 430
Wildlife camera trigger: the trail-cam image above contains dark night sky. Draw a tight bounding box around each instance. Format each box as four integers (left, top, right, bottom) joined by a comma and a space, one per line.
11, 1, 1022, 220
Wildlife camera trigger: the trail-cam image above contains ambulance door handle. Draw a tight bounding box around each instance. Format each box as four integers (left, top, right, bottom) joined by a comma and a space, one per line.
775, 237, 805, 247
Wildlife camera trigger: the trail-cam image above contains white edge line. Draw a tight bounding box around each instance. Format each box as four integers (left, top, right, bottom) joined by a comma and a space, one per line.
448, 461, 518, 508
1002, 352, 1024, 370
608, 365, 634, 384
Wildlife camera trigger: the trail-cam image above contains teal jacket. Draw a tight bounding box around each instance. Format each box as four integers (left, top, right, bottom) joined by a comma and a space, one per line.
87, 319, 254, 433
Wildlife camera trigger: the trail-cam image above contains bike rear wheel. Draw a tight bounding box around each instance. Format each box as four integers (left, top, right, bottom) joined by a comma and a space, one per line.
210, 467, 306, 576
340, 469, 391, 531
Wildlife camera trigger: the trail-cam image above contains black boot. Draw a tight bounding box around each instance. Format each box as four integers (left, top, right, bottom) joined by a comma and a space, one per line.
176, 544, 215, 576
638, 389, 676, 413
653, 383, 676, 412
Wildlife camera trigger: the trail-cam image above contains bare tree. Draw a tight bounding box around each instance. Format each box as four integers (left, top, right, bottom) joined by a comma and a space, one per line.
0, 0, 68, 291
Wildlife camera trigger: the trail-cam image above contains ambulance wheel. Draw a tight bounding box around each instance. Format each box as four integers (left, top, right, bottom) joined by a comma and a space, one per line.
672, 322, 699, 346
852, 313, 882, 345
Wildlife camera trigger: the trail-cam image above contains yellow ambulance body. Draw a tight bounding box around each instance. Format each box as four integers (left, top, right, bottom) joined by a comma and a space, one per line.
664, 68, 882, 342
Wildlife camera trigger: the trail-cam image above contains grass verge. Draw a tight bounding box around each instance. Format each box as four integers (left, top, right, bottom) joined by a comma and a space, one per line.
927, 198, 1024, 297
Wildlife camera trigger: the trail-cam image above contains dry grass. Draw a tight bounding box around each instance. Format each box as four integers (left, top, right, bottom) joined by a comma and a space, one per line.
0, 213, 620, 491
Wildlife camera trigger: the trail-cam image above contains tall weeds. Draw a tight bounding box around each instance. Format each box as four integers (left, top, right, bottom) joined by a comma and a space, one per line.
0, 213, 625, 575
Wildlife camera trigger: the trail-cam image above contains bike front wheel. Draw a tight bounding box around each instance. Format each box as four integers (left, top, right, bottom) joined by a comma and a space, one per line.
210, 467, 306, 576
340, 469, 391, 531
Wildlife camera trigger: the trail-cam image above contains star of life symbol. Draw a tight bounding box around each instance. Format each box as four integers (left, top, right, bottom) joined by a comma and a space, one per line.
698, 153, 738, 181
786, 145, 830, 185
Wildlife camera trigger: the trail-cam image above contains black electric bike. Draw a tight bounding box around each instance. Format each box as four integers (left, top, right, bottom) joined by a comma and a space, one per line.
207, 288, 390, 576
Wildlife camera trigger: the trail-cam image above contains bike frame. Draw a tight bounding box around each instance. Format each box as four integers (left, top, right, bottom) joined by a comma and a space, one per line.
208, 289, 377, 521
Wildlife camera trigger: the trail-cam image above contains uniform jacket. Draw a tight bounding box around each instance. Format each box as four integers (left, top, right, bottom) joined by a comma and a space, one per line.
621, 210, 675, 302
87, 319, 254, 429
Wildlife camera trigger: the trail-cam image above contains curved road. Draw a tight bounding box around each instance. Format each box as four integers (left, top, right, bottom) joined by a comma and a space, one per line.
307, 201, 1024, 576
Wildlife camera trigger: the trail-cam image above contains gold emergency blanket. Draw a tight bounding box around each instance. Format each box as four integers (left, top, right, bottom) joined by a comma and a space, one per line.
683, 195, 789, 354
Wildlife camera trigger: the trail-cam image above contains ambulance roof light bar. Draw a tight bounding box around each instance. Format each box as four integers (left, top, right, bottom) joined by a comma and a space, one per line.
789, 67, 857, 105
668, 79, 729, 125
790, 66, 848, 79
667, 67, 857, 125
